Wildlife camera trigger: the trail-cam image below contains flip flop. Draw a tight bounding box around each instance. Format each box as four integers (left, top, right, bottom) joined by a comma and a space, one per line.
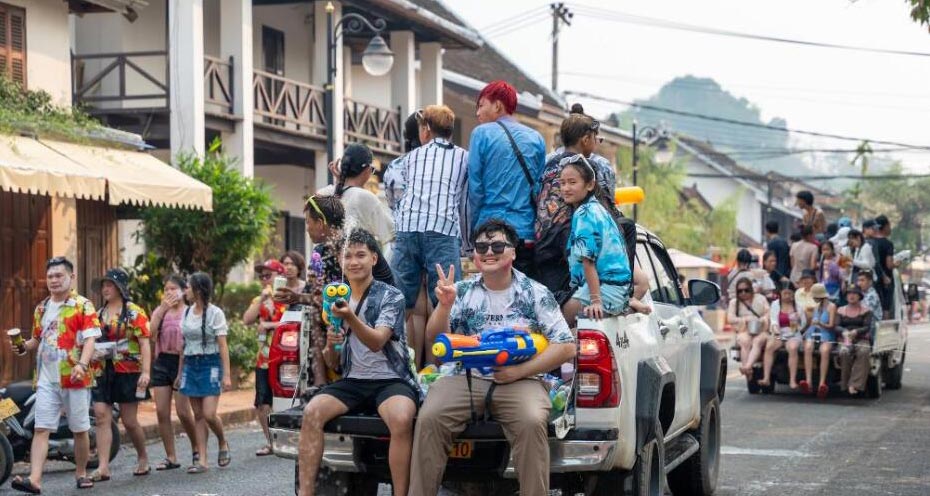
798, 380, 811, 395
11, 476, 42, 494
255, 445, 273, 457
133, 466, 152, 476
192, 451, 200, 465
218, 446, 231, 467
156, 458, 182, 470
817, 383, 829, 400
75, 477, 95, 490
187, 464, 209, 474
89, 471, 111, 482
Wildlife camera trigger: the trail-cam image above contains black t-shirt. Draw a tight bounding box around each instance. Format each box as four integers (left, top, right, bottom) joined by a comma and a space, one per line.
765, 236, 791, 278
869, 237, 894, 284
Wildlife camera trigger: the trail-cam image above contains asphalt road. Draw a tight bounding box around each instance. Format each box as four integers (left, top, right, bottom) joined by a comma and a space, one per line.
5, 323, 929, 495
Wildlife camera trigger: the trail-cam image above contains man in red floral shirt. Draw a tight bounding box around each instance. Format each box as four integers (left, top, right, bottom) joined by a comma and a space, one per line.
9, 257, 101, 493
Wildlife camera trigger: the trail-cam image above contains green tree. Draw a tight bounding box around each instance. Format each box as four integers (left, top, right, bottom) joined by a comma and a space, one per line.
616, 146, 738, 255
138, 139, 277, 296
908, 0, 929, 32
857, 163, 930, 251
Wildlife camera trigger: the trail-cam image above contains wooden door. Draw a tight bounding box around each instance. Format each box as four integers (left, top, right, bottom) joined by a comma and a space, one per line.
76, 199, 118, 300
0, 191, 50, 384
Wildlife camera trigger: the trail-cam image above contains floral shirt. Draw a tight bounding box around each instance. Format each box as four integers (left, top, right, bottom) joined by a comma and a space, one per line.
252, 296, 286, 369
567, 196, 632, 291
863, 287, 883, 324
447, 269, 573, 377
98, 301, 151, 374
31, 292, 102, 389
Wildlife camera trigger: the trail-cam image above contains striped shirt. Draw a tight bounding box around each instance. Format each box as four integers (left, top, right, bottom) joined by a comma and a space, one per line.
395, 138, 469, 238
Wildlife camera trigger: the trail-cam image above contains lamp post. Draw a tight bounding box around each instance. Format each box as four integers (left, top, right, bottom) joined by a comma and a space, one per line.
325, 2, 394, 172
631, 121, 659, 222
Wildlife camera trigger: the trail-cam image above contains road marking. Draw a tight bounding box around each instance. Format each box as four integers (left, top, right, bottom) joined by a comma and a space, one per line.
721, 446, 812, 458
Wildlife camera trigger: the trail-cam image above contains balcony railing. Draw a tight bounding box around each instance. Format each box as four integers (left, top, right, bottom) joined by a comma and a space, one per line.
253, 69, 327, 139
204, 55, 234, 116
344, 98, 402, 156
72, 50, 168, 109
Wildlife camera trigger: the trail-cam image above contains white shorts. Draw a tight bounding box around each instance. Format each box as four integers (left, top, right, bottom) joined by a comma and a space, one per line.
34, 382, 91, 433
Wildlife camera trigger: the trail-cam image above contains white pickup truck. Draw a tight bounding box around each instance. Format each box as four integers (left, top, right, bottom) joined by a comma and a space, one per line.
270, 226, 727, 496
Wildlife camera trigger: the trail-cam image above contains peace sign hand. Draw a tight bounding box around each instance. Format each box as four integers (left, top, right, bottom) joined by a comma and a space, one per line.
435, 264, 457, 308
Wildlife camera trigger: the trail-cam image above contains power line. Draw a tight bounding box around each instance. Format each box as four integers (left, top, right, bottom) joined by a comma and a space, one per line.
569, 4, 930, 58
565, 90, 930, 151
484, 11, 549, 37
480, 5, 547, 32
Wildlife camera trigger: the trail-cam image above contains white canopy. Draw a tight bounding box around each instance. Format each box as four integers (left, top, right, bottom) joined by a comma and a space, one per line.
668, 248, 724, 270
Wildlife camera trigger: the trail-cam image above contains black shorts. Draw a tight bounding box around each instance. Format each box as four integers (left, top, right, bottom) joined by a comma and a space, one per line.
150, 353, 181, 388
92, 360, 150, 404
254, 368, 273, 407
320, 378, 417, 414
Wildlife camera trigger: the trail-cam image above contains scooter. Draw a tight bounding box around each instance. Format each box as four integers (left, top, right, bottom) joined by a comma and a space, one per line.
0, 380, 120, 486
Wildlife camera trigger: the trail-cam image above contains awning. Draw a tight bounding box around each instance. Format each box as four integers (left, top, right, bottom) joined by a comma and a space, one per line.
668, 248, 724, 270
0, 134, 106, 200
42, 140, 212, 212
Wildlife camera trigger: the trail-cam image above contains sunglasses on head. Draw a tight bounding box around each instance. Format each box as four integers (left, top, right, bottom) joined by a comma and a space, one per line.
474, 241, 514, 255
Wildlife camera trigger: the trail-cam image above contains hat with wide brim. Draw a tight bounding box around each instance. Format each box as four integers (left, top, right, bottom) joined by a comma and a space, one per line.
810, 283, 829, 300
93, 267, 131, 301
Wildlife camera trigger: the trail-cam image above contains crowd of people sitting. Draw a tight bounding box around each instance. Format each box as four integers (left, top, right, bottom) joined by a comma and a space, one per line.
725, 193, 913, 400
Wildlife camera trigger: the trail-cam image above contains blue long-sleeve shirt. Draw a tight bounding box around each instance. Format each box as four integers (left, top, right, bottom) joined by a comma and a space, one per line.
467, 116, 546, 240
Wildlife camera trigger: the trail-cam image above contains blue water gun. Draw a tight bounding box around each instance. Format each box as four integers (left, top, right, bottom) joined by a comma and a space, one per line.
322, 283, 351, 351
432, 328, 549, 374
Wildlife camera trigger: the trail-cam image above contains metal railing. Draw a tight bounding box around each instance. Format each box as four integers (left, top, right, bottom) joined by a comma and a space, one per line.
253, 69, 327, 138
204, 55, 234, 116
344, 98, 402, 155
72, 50, 168, 109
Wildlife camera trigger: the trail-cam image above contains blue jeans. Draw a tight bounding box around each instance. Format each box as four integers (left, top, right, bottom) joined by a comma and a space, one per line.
391, 231, 462, 309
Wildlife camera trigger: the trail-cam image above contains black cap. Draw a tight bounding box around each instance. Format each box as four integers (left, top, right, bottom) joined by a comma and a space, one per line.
845, 287, 864, 298
800, 269, 816, 281
862, 219, 877, 229
340, 143, 374, 178
94, 267, 131, 301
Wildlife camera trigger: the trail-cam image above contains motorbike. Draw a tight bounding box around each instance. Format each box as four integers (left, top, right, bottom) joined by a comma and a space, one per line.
0, 380, 120, 486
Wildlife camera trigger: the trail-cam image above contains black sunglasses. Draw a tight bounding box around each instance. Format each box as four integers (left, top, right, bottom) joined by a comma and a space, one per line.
474, 241, 514, 255
737, 288, 753, 294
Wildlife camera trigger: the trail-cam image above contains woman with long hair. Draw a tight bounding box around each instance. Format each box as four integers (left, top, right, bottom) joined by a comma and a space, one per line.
818, 240, 843, 301
837, 287, 874, 395
148, 275, 199, 470
178, 272, 231, 473
727, 277, 770, 377
759, 282, 804, 389
91, 268, 152, 480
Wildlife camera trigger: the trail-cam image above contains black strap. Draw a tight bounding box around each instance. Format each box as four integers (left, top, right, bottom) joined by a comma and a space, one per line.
739, 299, 761, 319
483, 382, 497, 422
496, 121, 537, 209
465, 368, 478, 423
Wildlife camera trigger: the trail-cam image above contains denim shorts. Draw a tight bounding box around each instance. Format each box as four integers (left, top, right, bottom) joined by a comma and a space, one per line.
572, 282, 631, 316
804, 326, 836, 343
391, 231, 462, 309
179, 353, 222, 398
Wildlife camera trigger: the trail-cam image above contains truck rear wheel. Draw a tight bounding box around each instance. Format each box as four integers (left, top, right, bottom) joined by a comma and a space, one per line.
884, 347, 905, 390
630, 420, 665, 496
667, 399, 720, 496
866, 371, 882, 399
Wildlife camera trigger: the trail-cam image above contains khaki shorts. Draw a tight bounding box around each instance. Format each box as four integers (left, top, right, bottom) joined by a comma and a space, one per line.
34, 382, 91, 433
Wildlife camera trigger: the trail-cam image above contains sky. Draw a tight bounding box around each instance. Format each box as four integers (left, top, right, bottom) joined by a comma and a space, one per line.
444, 0, 930, 173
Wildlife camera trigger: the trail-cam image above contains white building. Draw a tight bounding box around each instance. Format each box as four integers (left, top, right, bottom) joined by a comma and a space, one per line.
71, 0, 481, 256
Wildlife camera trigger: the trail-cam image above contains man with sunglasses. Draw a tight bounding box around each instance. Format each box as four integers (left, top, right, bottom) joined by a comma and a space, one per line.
409, 219, 576, 496
9, 257, 101, 493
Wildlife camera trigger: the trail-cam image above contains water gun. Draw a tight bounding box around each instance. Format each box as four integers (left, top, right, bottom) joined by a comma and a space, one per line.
322, 282, 351, 351
432, 328, 549, 374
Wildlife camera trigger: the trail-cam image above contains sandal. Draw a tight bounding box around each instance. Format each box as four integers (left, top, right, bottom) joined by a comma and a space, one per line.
133, 466, 152, 476
798, 380, 811, 395
218, 445, 231, 467
187, 464, 209, 474
817, 383, 829, 400
89, 470, 111, 482
76, 477, 94, 490
192, 451, 200, 465
255, 445, 273, 457
156, 458, 182, 470
11, 476, 42, 494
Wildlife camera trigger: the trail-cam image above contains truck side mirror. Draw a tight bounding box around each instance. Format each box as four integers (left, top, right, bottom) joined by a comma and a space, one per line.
688, 279, 720, 306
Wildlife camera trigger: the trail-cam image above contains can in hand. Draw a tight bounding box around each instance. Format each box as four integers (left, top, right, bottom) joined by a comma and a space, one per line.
273, 276, 288, 292
135, 386, 147, 400
7, 328, 25, 354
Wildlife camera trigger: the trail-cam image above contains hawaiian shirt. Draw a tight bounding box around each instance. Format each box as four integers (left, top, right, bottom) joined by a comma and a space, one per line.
383, 153, 408, 212
447, 269, 574, 377
863, 287, 883, 324
567, 196, 632, 291
338, 280, 419, 398
31, 292, 102, 389
534, 151, 575, 265
98, 301, 150, 374
252, 296, 286, 369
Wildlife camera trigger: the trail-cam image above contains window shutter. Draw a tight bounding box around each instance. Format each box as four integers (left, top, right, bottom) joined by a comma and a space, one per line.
0, 3, 25, 87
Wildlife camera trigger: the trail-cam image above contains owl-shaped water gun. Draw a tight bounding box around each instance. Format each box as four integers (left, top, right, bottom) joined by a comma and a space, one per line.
322, 282, 351, 351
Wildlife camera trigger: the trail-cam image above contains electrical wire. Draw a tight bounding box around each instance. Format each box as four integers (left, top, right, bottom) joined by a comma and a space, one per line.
484, 11, 549, 37
480, 5, 548, 32
569, 4, 930, 58
565, 90, 930, 150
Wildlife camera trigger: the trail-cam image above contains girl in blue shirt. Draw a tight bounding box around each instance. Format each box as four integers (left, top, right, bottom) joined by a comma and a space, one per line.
560, 157, 643, 326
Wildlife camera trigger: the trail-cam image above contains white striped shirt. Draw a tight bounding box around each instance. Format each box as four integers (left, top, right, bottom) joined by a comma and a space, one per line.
395, 138, 469, 238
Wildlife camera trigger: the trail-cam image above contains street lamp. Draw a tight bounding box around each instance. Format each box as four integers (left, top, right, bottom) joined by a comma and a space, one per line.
325, 1, 394, 167
631, 121, 660, 222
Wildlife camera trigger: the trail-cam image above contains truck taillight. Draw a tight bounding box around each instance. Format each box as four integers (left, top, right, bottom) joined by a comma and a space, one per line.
278, 363, 300, 387
576, 330, 620, 408
269, 322, 301, 398
279, 329, 299, 350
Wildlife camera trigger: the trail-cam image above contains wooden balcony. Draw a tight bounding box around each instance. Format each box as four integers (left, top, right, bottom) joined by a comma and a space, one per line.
72, 52, 402, 155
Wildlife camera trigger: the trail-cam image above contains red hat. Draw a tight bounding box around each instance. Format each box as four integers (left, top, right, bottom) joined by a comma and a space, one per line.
254, 259, 285, 275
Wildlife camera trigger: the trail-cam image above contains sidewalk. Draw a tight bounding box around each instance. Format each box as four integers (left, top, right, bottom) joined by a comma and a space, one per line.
121, 388, 258, 443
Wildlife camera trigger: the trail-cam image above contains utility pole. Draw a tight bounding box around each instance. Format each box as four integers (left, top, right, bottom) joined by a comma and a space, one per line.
550, 3, 572, 92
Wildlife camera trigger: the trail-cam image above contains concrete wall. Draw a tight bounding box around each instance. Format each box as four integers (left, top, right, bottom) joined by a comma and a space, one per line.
251, 4, 314, 82
6, 0, 72, 105
683, 156, 762, 243
351, 61, 392, 106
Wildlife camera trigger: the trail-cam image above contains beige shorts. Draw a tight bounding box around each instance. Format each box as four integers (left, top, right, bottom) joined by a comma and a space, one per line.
34, 382, 91, 433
